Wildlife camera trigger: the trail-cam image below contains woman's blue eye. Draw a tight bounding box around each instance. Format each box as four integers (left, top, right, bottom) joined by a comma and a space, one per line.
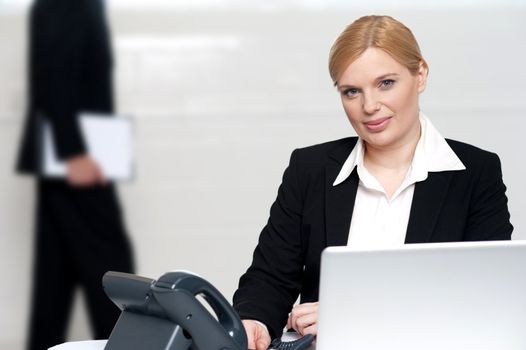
343, 88, 359, 98
380, 79, 395, 88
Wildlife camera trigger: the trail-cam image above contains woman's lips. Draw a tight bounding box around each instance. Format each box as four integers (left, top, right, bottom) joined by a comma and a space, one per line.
364, 116, 391, 132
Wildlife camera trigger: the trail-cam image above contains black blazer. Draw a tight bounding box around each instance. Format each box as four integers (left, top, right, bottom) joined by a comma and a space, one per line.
233, 137, 513, 338
16, 0, 114, 174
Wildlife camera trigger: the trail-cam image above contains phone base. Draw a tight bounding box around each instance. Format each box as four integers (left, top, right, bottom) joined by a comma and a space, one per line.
104, 311, 192, 350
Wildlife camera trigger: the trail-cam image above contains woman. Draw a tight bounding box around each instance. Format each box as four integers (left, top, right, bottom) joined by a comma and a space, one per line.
233, 15, 513, 350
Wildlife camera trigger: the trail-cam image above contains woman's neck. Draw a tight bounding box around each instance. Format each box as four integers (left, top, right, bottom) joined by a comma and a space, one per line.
364, 137, 418, 172
363, 124, 421, 198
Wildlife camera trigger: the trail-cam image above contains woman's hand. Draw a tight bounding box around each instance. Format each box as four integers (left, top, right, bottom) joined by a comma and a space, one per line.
242, 319, 271, 350
287, 302, 319, 336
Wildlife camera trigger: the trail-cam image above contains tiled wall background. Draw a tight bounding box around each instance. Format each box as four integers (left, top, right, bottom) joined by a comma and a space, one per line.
1, 3, 525, 348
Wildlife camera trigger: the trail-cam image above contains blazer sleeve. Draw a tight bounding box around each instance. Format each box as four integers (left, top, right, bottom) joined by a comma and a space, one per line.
233, 149, 305, 338
34, 2, 88, 160
464, 152, 513, 240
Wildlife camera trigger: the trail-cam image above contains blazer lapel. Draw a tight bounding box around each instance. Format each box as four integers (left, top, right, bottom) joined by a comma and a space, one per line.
325, 138, 359, 247
405, 172, 454, 243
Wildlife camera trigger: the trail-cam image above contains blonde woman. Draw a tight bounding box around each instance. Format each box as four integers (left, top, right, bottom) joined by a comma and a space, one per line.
233, 15, 512, 350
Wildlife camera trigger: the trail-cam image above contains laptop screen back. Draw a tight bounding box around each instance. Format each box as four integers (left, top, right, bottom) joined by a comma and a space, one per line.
316, 241, 526, 350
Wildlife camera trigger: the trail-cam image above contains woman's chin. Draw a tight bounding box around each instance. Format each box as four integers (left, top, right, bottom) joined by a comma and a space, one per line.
362, 132, 397, 149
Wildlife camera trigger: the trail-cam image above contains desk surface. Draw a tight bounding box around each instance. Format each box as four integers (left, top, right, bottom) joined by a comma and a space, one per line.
49, 332, 316, 350
49, 340, 107, 350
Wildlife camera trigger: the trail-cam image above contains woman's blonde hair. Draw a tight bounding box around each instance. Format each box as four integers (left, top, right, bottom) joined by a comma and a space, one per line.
329, 15, 428, 85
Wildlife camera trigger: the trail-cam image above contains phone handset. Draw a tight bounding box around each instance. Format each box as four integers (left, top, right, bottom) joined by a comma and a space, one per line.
103, 270, 248, 350
152, 271, 248, 350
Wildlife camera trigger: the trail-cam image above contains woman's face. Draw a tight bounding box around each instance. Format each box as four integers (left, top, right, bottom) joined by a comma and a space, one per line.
338, 47, 427, 151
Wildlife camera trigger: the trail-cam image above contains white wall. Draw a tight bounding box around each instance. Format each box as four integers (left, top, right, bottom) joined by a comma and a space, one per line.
1, 2, 525, 349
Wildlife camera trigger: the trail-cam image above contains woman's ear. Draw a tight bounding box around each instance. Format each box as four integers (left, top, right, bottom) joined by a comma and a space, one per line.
417, 60, 429, 93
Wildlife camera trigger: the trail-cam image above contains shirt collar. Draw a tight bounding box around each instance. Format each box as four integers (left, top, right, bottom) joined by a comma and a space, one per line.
333, 112, 466, 187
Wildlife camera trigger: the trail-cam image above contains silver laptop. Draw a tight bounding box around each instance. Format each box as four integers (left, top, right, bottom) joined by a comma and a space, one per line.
316, 241, 526, 350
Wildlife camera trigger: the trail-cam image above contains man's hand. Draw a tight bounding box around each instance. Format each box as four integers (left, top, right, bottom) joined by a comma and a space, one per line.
287, 302, 319, 336
243, 319, 271, 350
66, 155, 106, 187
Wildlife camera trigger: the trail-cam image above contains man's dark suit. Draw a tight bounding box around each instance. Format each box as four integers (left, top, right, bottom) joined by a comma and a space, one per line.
16, 1, 133, 349
233, 137, 513, 338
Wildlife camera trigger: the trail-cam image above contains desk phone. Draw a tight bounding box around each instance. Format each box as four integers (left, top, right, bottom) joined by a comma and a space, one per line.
103, 271, 314, 350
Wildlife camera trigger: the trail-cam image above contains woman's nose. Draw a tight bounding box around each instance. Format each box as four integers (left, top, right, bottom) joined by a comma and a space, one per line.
362, 93, 381, 114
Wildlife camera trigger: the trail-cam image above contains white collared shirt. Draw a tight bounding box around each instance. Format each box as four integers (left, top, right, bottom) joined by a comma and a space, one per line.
332, 113, 466, 249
